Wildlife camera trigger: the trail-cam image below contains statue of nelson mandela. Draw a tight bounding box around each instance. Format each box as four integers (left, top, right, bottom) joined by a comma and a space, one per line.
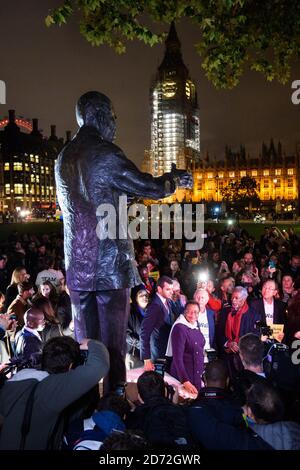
55, 91, 193, 391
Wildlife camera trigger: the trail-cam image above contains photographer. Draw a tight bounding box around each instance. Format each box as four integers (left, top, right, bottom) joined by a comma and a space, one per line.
0, 337, 109, 449
126, 371, 191, 448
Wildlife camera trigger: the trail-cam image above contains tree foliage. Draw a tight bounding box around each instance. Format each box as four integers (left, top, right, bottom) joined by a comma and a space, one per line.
45, 0, 300, 89
221, 176, 260, 211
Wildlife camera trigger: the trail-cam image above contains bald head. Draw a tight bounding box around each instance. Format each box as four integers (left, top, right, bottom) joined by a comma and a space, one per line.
24, 308, 45, 331
76, 91, 116, 141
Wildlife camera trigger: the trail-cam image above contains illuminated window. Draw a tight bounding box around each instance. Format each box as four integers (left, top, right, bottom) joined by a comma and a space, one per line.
218, 172, 224, 178
229, 172, 235, 178
4, 163, 9, 171
275, 169, 281, 176
14, 184, 23, 194
41, 187, 45, 195
197, 174, 203, 179
240, 171, 246, 177
263, 170, 269, 176
252, 170, 257, 177
207, 173, 213, 179
30, 154, 35, 162
13, 162, 23, 171
35, 156, 39, 163
25, 184, 29, 194
31, 174, 35, 183
264, 192, 270, 199
36, 186, 40, 195
287, 191, 293, 199
45, 167, 49, 175
41, 166, 44, 174
36, 175, 40, 183
185, 82, 191, 99
5, 184, 10, 195
25, 163, 30, 172
30, 185, 35, 195
288, 168, 294, 175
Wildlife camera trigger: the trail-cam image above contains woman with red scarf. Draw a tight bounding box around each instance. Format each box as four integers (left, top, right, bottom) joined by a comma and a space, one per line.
224, 286, 261, 376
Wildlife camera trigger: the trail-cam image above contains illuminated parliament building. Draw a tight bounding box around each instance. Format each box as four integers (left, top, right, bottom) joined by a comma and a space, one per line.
142, 23, 299, 213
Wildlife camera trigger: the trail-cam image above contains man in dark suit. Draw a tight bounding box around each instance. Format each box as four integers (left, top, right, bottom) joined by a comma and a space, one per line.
55, 92, 192, 391
140, 276, 174, 370
250, 280, 286, 327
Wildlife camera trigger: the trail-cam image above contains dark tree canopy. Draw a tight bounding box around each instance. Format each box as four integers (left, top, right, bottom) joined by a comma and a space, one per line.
46, 0, 300, 89
221, 176, 260, 213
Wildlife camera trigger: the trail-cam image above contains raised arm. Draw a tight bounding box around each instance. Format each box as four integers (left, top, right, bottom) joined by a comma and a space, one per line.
98, 145, 193, 200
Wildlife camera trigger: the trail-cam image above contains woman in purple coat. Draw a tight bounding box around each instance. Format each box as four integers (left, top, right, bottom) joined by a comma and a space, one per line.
166, 301, 205, 395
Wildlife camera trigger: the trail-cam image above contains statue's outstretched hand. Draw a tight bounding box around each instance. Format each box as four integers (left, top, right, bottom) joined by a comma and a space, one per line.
170, 163, 193, 189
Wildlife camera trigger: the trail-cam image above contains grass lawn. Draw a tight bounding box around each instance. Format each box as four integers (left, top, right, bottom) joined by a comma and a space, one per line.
0, 221, 63, 241
0, 220, 299, 242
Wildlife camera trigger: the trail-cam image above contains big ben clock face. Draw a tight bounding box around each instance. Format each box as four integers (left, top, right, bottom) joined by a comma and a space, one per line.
162, 79, 177, 98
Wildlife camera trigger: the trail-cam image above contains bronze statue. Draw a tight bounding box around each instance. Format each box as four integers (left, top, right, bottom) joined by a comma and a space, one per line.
55, 91, 192, 390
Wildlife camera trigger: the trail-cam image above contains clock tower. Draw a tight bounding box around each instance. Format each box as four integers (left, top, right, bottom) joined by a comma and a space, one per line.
149, 22, 200, 176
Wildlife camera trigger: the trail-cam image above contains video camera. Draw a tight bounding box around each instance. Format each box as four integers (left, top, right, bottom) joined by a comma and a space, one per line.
255, 321, 273, 338
0, 355, 37, 387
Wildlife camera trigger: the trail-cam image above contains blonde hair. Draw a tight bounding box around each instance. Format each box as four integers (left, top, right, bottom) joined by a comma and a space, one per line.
10, 267, 27, 285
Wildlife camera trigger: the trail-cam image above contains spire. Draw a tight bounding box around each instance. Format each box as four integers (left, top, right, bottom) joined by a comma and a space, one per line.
165, 21, 181, 53
158, 22, 188, 78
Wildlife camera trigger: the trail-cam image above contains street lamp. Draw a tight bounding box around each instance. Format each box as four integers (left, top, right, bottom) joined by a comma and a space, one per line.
215, 175, 219, 202
272, 178, 277, 205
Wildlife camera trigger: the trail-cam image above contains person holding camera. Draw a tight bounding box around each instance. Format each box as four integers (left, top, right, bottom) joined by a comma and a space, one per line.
0, 337, 109, 449
126, 371, 191, 448
166, 301, 205, 395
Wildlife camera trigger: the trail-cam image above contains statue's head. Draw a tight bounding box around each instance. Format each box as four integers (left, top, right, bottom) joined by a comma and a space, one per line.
76, 91, 116, 141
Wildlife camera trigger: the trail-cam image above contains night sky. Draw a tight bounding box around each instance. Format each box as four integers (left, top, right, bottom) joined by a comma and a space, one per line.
0, 1, 299, 165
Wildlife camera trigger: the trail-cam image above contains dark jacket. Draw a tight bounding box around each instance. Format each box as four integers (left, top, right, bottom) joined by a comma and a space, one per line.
186, 405, 273, 450
218, 305, 262, 350
140, 294, 174, 361
0, 268, 9, 295
250, 298, 287, 325
250, 421, 300, 450
0, 340, 109, 450
14, 327, 43, 362
192, 387, 244, 426
126, 304, 145, 356
4, 284, 18, 312
55, 125, 178, 292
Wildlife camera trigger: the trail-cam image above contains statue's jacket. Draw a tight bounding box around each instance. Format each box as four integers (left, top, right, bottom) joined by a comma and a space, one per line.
55, 125, 175, 291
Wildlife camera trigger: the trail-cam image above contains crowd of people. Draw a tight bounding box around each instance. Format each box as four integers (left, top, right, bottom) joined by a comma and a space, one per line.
0, 223, 300, 450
